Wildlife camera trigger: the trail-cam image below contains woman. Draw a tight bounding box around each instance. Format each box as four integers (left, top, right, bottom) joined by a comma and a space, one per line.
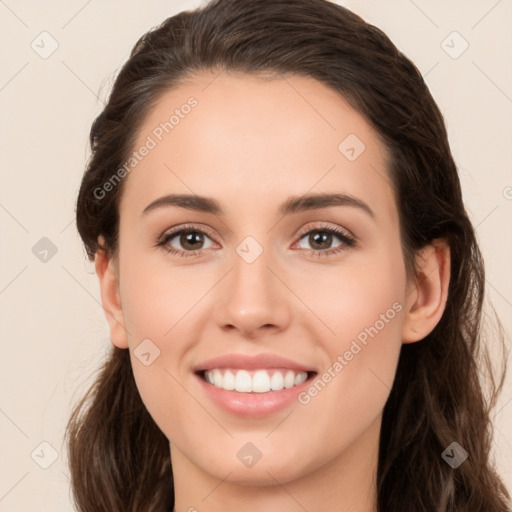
66, 0, 511, 510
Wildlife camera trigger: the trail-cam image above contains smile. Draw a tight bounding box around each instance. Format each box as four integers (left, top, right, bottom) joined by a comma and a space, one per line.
193, 352, 317, 416
202, 368, 309, 393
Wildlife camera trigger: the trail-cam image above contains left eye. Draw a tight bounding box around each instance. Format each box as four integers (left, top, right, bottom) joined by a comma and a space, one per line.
296, 228, 353, 252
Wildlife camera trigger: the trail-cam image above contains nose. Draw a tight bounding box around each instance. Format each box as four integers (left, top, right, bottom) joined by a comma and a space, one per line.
213, 243, 292, 339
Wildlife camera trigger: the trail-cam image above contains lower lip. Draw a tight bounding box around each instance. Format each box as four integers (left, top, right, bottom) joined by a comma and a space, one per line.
195, 372, 314, 417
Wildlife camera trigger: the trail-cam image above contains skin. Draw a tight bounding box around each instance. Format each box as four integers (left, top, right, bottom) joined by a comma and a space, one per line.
95, 71, 450, 512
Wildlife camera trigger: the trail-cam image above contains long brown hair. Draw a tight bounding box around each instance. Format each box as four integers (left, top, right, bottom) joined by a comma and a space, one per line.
67, 0, 511, 510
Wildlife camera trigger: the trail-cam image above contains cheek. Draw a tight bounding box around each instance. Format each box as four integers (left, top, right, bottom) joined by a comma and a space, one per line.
291, 242, 405, 348
118, 260, 218, 437
295, 254, 405, 440
120, 258, 213, 341
290, 301, 403, 476
129, 355, 204, 457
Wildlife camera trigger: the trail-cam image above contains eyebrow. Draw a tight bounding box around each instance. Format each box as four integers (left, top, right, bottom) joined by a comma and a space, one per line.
141, 192, 375, 219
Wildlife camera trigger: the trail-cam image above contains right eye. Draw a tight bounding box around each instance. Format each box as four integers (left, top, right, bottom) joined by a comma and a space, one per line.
155, 224, 217, 257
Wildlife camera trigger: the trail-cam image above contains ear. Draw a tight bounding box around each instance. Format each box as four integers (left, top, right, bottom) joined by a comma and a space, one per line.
94, 236, 129, 349
401, 239, 451, 344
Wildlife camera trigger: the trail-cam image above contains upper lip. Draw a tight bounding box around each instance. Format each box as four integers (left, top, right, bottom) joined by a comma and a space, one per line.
193, 353, 317, 373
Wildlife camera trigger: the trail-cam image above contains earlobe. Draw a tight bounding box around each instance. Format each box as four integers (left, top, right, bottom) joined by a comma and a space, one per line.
401, 239, 451, 344
95, 236, 129, 349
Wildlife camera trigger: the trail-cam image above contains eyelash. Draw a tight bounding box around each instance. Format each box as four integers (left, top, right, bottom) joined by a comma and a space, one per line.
154, 223, 356, 258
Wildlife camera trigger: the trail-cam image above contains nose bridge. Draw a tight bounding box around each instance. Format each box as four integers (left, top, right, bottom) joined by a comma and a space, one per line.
213, 232, 291, 335
233, 234, 273, 294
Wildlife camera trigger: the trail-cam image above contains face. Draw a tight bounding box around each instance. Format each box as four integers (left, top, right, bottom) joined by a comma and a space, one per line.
103, 71, 418, 488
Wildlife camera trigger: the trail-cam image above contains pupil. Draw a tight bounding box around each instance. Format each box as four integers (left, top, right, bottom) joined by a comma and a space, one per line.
182, 231, 203, 249
311, 232, 331, 250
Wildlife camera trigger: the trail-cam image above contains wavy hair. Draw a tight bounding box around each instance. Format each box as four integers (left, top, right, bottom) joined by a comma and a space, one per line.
67, 0, 511, 510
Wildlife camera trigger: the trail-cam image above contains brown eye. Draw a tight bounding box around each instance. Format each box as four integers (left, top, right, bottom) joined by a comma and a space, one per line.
308, 231, 334, 250
295, 226, 356, 257
157, 225, 216, 256
178, 231, 206, 250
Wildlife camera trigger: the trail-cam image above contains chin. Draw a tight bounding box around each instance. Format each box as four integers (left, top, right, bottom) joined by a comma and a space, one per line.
199, 446, 314, 487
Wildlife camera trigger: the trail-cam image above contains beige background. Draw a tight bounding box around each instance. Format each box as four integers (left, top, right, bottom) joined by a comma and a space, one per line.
1, 0, 511, 510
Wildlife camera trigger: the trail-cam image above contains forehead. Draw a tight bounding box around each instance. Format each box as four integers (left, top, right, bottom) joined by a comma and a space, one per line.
120, 70, 396, 224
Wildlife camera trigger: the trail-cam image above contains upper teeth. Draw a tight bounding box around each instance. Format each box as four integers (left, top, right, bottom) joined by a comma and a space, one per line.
204, 369, 308, 393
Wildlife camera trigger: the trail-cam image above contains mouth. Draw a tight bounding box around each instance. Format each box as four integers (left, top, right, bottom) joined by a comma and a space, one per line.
197, 368, 316, 393
192, 352, 318, 416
